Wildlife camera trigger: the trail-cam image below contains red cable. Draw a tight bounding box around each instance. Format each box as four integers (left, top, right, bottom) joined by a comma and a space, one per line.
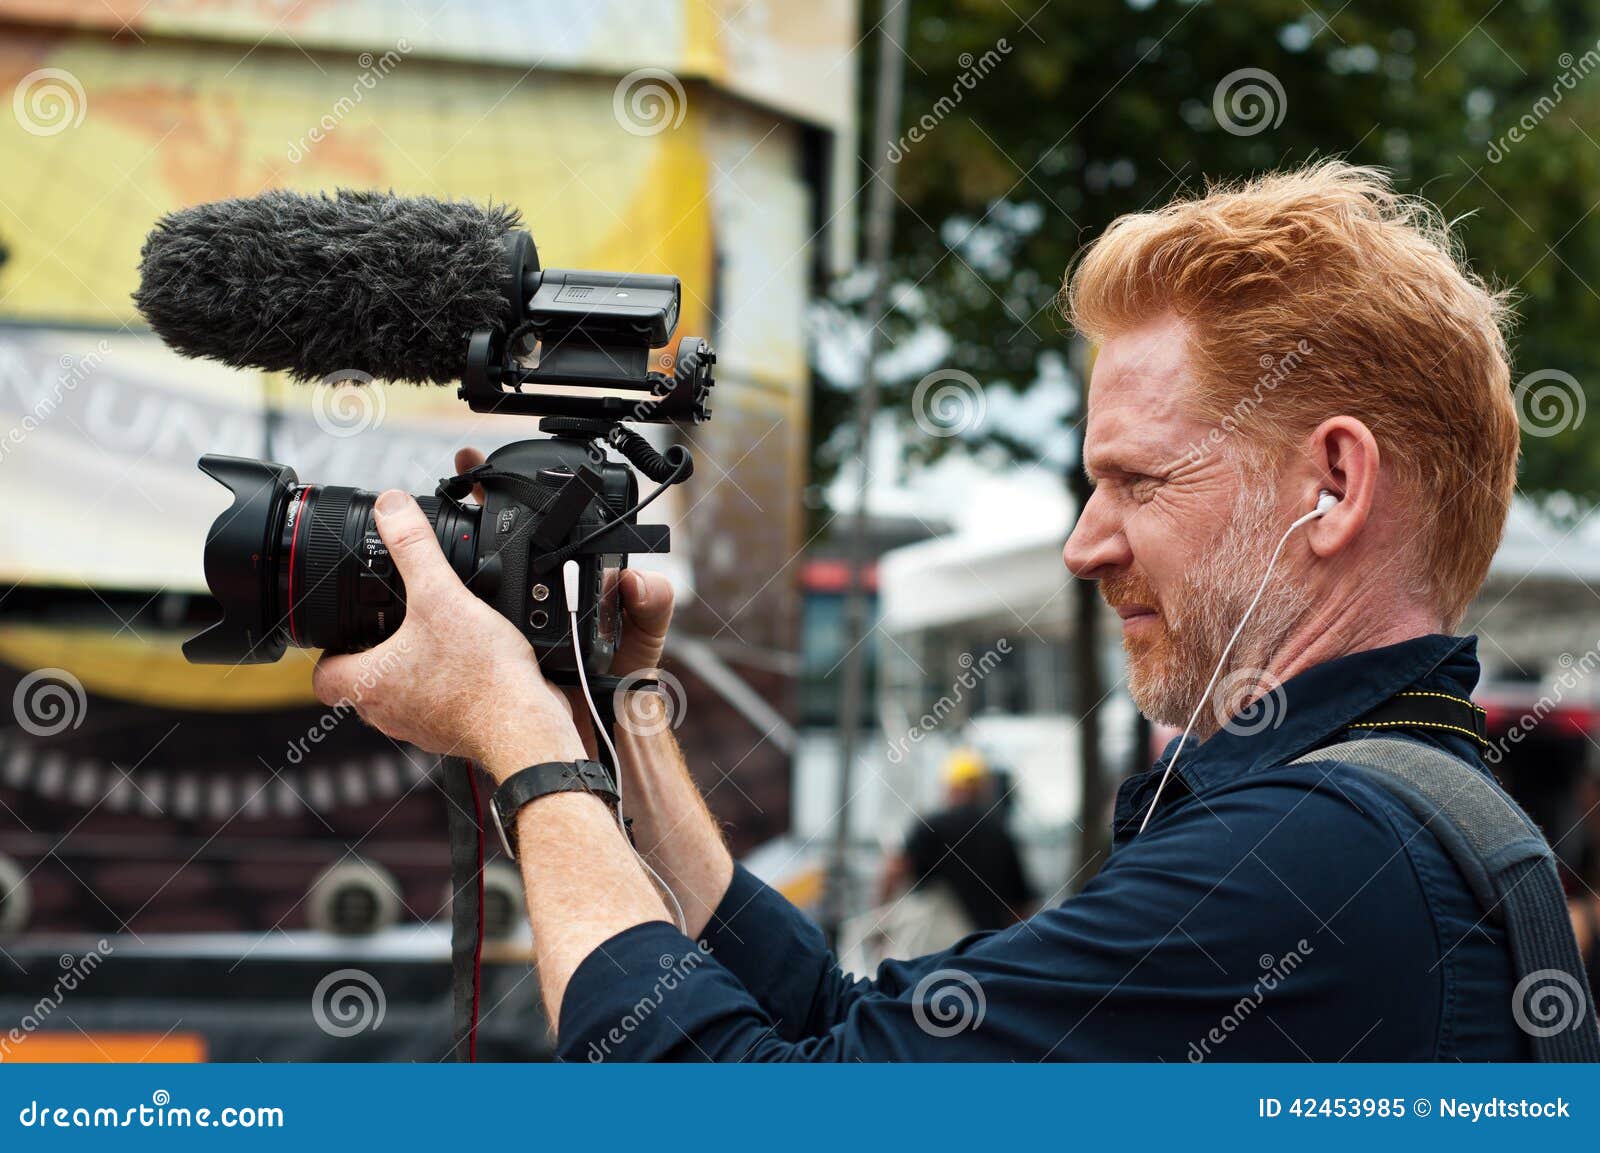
465, 762, 485, 1062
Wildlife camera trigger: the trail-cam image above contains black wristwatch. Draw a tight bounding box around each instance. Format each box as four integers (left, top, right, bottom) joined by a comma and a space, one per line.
489, 760, 620, 860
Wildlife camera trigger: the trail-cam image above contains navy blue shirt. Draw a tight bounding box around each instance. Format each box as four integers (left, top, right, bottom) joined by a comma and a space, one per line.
558, 635, 1529, 1061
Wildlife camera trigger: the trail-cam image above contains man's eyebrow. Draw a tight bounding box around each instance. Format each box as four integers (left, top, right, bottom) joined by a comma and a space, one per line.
1081, 454, 1137, 481
1090, 442, 1181, 478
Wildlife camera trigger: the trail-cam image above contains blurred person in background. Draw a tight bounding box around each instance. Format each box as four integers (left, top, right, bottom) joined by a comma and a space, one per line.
875, 748, 1036, 944
843, 748, 1035, 970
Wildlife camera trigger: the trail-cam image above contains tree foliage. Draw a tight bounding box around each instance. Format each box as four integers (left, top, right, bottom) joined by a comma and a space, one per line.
816, 0, 1600, 502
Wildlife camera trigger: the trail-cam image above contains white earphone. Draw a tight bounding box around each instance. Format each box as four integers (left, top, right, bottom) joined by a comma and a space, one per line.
1135, 488, 1339, 834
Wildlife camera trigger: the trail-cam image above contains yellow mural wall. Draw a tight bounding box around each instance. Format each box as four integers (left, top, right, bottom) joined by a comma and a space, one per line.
0, 2, 846, 711
0, 29, 712, 334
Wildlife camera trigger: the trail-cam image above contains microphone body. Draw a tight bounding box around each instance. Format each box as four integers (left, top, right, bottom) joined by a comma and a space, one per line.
135, 189, 522, 385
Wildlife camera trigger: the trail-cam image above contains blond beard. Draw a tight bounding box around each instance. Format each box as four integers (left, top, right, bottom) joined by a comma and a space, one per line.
1111, 486, 1313, 733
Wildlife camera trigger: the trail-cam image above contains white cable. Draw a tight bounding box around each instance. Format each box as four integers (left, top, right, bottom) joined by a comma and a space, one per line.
563, 561, 688, 934
1136, 501, 1330, 835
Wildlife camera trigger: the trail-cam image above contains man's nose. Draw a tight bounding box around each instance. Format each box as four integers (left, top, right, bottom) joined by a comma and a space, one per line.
1063, 488, 1131, 580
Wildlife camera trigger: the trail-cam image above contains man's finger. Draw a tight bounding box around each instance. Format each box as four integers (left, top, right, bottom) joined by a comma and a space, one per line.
373, 490, 458, 600
454, 447, 487, 506
621, 569, 674, 636
610, 569, 674, 675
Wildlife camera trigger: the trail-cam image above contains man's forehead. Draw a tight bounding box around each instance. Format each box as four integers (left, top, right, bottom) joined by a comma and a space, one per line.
1082, 318, 1206, 472
1082, 409, 1190, 475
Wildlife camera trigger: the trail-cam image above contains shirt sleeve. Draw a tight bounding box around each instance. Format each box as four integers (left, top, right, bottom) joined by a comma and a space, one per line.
681, 863, 960, 1041
556, 774, 1444, 1061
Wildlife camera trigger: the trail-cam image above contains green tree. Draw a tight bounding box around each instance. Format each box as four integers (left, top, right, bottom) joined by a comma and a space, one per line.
817, 0, 1600, 501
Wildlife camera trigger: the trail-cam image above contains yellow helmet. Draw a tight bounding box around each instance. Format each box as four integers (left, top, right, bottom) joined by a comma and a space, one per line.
943, 747, 988, 788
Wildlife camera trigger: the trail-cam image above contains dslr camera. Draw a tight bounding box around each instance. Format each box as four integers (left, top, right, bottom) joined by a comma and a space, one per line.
183, 229, 714, 683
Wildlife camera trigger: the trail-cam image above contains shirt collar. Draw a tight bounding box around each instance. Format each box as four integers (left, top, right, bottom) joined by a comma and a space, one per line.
1113, 634, 1481, 836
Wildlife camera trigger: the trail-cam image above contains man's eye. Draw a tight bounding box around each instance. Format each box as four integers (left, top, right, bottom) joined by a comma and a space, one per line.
1129, 475, 1162, 501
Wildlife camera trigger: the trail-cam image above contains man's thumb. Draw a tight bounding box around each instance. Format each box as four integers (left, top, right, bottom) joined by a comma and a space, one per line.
373, 490, 452, 594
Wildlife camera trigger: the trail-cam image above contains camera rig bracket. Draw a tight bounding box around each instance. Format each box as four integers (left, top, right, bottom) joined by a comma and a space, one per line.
457, 232, 714, 424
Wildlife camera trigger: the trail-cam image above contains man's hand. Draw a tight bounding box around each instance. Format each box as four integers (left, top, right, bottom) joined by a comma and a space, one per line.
312, 473, 682, 1024
452, 446, 675, 678
310, 489, 586, 779
435, 447, 732, 978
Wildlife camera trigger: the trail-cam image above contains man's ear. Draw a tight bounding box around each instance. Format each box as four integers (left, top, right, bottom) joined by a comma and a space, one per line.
1301, 417, 1379, 558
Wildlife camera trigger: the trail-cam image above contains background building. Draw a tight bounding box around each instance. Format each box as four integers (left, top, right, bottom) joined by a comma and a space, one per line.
0, 0, 855, 1059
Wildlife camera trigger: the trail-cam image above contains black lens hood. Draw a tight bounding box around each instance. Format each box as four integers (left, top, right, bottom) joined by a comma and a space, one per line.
183, 454, 299, 664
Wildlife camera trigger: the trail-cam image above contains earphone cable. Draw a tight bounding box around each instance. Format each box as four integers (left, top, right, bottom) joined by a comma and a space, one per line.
1136, 501, 1330, 834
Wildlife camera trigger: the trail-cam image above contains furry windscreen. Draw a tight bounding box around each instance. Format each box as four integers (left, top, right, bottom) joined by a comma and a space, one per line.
135, 189, 522, 384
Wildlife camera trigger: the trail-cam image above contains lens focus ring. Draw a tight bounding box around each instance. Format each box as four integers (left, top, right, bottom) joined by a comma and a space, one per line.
299, 486, 358, 648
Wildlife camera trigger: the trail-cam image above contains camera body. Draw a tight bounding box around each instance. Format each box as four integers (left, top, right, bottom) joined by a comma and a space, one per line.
187, 433, 656, 677
183, 241, 713, 680
467, 435, 634, 675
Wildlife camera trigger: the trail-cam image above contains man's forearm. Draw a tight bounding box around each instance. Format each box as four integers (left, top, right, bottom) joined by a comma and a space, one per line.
500, 784, 671, 1023
613, 693, 734, 937
486, 690, 733, 1024
479, 717, 669, 1023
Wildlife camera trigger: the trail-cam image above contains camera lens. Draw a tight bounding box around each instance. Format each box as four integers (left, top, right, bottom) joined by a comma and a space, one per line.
276, 487, 479, 652
186, 454, 481, 664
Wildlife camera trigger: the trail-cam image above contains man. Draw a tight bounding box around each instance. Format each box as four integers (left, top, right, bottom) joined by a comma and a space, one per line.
876, 748, 1036, 945
315, 162, 1541, 1059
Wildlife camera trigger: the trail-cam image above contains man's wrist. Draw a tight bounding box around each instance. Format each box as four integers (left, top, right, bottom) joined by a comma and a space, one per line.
477, 718, 588, 783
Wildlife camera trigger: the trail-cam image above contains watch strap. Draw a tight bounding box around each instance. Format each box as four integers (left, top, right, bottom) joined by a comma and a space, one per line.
490, 759, 619, 860
590, 673, 660, 697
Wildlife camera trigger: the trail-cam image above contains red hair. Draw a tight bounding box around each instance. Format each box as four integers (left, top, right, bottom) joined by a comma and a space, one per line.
1062, 162, 1520, 625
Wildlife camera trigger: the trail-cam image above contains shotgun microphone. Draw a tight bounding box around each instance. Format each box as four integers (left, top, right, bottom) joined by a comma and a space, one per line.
134, 189, 710, 426
134, 189, 526, 385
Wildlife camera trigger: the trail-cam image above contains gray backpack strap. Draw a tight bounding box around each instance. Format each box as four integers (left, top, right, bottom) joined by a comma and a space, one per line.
1292, 736, 1600, 1062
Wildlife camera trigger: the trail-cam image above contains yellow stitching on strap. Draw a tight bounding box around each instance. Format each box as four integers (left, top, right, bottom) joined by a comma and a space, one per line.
1394, 690, 1486, 713
1347, 720, 1491, 747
